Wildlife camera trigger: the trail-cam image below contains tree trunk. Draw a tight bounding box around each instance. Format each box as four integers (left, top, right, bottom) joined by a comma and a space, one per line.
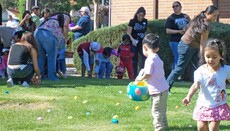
26, 0, 32, 10
0, 4, 2, 25
93, 0, 99, 30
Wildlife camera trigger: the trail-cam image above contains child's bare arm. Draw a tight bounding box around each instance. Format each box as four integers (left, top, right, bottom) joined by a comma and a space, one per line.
136, 73, 151, 81
182, 81, 200, 106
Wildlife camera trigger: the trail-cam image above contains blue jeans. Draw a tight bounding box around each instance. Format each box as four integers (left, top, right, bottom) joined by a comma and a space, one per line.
34, 29, 58, 81
74, 32, 83, 40
79, 54, 94, 67
7, 64, 34, 83
166, 41, 199, 89
98, 62, 113, 79
169, 41, 179, 70
58, 59, 66, 74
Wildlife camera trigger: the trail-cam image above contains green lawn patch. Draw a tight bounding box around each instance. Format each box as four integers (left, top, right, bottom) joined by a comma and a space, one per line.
0, 77, 229, 131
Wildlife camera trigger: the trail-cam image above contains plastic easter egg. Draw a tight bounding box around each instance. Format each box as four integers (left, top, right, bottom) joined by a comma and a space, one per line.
112, 115, 118, 119
135, 105, 140, 110
127, 81, 150, 101
4, 90, 9, 94
112, 118, 119, 124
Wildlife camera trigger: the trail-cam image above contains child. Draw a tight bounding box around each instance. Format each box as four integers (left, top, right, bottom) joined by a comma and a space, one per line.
57, 39, 67, 78
136, 33, 169, 130
182, 39, 230, 131
0, 48, 9, 79
77, 41, 101, 77
117, 34, 134, 80
97, 47, 114, 79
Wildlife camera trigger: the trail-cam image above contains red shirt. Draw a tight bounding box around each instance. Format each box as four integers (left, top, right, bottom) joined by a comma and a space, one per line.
77, 42, 91, 55
118, 43, 134, 59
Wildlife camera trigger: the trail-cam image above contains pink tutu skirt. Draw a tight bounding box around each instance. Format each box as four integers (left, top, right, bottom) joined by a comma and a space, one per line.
193, 103, 230, 121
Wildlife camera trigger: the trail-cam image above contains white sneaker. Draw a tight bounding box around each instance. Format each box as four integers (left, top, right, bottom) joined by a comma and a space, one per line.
22, 81, 29, 87
7, 78, 14, 87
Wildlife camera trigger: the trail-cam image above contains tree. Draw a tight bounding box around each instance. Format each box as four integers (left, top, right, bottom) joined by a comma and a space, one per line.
0, 3, 2, 25
17, 0, 26, 19
39, 0, 71, 13
0, 0, 17, 10
73, 0, 110, 30
93, 0, 99, 30
73, 0, 91, 10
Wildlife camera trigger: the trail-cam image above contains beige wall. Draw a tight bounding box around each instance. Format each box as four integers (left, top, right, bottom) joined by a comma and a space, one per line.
111, 0, 154, 26
158, 0, 214, 19
111, 0, 230, 26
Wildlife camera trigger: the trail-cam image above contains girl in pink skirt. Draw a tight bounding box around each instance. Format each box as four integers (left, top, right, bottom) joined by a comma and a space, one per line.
182, 39, 230, 131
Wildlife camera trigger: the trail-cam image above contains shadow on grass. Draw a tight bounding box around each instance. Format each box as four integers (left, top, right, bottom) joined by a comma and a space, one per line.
167, 125, 230, 131
33, 76, 133, 88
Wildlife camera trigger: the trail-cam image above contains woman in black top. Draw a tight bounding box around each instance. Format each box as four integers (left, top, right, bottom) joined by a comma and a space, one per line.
165, 1, 190, 70
127, 7, 148, 77
19, 10, 36, 33
7, 32, 40, 87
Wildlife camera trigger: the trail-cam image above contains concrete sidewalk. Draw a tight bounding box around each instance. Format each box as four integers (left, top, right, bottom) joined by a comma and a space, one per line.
65, 57, 80, 77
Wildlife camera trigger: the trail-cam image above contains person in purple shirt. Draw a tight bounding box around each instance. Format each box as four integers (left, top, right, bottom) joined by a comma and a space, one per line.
34, 13, 70, 81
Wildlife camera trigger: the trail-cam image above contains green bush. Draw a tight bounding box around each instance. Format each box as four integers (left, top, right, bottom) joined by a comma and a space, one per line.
17, 0, 26, 20
71, 20, 230, 78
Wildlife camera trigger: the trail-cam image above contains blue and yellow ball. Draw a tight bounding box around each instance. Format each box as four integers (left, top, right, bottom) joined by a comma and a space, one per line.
127, 81, 150, 101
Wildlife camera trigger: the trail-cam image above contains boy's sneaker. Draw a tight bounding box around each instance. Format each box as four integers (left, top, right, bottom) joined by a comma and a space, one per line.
22, 81, 29, 87
7, 78, 14, 87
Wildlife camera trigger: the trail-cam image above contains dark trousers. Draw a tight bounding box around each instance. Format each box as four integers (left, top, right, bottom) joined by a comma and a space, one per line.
7, 64, 34, 83
166, 41, 199, 90
132, 45, 146, 77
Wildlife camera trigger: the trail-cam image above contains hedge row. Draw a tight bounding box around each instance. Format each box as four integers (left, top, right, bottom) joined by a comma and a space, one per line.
71, 20, 230, 78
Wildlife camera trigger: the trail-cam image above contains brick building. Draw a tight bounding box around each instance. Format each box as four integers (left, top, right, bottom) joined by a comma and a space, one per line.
110, 0, 230, 26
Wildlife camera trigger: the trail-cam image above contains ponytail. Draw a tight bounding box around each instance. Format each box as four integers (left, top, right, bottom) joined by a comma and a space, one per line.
190, 5, 218, 38
190, 11, 208, 38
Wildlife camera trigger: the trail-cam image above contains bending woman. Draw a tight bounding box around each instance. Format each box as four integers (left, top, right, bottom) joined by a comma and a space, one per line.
166, 5, 219, 92
34, 13, 70, 81
7, 32, 40, 87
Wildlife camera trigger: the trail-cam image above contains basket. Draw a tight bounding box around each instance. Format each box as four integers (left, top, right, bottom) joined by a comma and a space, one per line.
127, 81, 150, 101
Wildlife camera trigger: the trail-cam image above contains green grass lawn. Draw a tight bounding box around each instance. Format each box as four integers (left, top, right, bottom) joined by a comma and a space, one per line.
0, 77, 229, 131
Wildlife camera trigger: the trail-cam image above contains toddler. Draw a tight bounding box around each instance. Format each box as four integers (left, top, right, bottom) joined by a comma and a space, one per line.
136, 34, 169, 130
117, 34, 134, 79
182, 39, 230, 131
0, 48, 9, 79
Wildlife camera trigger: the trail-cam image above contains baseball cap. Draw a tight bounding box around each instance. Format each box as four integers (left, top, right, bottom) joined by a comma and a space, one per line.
90, 42, 101, 51
79, 6, 90, 13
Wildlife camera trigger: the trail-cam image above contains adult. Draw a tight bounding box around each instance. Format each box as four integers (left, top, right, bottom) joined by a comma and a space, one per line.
0, 3, 2, 25
19, 10, 36, 33
34, 13, 71, 81
69, 6, 91, 40
31, 6, 41, 28
6, 15, 19, 29
166, 5, 219, 92
40, 8, 51, 23
77, 42, 101, 77
7, 32, 40, 87
165, 1, 190, 70
0, 27, 15, 48
127, 7, 148, 77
